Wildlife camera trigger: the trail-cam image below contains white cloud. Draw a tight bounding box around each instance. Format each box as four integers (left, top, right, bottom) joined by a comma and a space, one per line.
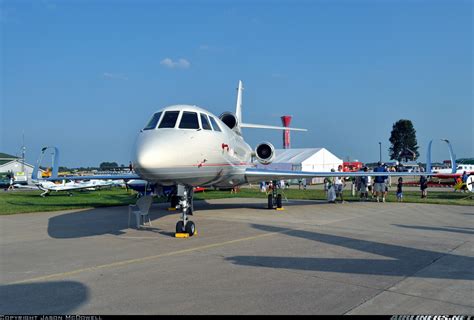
160, 58, 191, 69
102, 72, 128, 80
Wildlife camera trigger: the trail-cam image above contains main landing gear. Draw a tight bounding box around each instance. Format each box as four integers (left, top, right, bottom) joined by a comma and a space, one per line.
267, 180, 283, 210
173, 185, 197, 237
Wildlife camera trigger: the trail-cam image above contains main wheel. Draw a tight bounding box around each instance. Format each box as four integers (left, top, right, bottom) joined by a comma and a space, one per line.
276, 194, 282, 208
176, 221, 185, 233
185, 220, 196, 236
267, 194, 273, 209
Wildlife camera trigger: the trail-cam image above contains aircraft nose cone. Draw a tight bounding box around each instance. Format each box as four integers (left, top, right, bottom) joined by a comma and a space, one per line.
133, 139, 158, 174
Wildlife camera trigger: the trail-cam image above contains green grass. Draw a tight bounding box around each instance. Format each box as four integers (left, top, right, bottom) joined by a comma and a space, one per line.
0, 186, 472, 215
0, 188, 144, 215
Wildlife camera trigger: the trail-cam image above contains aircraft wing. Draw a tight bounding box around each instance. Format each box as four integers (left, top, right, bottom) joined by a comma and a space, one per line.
13, 184, 39, 190
245, 168, 433, 183
40, 173, 140, 182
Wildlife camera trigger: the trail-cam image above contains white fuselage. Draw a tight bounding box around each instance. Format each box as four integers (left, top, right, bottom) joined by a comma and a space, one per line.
132, 105, 255, 187
432, 165, 474, 176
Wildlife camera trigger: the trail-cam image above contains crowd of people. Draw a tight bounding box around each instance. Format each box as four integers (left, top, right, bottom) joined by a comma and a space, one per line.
258, 163, 470, 203
323, 162, 433, 203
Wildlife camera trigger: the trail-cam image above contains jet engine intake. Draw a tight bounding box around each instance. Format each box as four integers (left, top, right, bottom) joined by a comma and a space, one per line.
255, 142, 275, 165
219, 112, 238, 130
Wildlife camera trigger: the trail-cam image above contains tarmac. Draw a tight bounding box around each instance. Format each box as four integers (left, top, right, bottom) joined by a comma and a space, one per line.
1, 198, 473, 314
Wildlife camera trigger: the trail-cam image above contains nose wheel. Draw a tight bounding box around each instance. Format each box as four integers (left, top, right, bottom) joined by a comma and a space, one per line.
175, 186, 197, 237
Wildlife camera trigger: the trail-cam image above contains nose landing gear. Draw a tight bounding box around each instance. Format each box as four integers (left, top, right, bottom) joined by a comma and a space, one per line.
174, 185, 197, 237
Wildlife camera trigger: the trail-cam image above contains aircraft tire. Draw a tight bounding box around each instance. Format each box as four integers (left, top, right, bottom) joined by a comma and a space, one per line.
276, 194, 282, 208
267, 194, 273, 209
185, 220, 196, 236
176, 221, 185, 233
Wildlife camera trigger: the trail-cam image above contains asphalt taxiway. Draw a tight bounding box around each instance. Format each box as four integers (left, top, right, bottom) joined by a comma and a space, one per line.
1, 198, 473, 314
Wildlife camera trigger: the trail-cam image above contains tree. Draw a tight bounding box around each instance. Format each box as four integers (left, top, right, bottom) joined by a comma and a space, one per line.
389, 119, 419, 161
99, 162, 119, 170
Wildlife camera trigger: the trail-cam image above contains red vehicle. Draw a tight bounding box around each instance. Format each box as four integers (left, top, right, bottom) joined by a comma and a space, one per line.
342, 161, 364, 172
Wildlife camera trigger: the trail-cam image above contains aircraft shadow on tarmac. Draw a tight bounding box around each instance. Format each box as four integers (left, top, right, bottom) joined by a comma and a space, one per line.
194, 199, 326, 211
0, 281, 89, 314
47, 198, 311, 239
47, 203, 175, 239
225, 224, 474, 281
393, 224, 474, 235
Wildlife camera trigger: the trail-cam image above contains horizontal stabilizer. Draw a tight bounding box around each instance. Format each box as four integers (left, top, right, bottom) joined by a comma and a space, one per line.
241, 123, 307, 132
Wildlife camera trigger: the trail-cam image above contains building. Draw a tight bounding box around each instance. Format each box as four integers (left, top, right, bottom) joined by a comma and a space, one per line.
255, 148, 343, 184
0, 152, 44, 185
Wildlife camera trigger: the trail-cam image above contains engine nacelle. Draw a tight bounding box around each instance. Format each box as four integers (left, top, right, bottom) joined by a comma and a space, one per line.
219, 112, 238, 130
255, 142, 275, 165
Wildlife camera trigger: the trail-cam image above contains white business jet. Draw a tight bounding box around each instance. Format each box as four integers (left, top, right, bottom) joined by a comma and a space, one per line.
34, 81, 433, 236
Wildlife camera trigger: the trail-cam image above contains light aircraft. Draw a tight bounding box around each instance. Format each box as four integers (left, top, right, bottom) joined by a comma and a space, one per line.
432, 164, 474, 180
34, 80, 437, 237
426, 139, 472, 182
16, 178, 119, 197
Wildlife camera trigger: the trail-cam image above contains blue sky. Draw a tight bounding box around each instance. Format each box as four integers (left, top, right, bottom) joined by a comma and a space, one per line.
1, 0, 472, 167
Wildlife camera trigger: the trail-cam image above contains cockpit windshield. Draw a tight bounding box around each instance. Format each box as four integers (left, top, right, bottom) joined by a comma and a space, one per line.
158, 111, 180, 128
200, 113, 212, 130
179, 112, 199, 129
143, 112, 162, 130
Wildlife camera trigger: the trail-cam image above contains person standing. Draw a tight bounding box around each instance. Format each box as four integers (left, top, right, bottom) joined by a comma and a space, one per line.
367, 174, 373, 199
334, 166, 346, 203
327, 169, 336, 203
373, 162, 388, 202
420, 176, 428, 198
7, 174, 15, 191
420, 175, 428, 198
323, 177, 330, 197
396, 177, 403, 202
359, 167, 369, 201
461, 171, 469, 192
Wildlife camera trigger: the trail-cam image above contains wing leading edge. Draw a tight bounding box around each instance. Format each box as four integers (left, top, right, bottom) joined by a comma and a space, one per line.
245, 168, 433, 183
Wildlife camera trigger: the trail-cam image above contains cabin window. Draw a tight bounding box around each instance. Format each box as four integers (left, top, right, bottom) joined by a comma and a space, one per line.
209, 116, 222, 132
158, 111, 180, 128
143, 112, 162, 130
200, 114, 212, 130
179, 111, 200, 129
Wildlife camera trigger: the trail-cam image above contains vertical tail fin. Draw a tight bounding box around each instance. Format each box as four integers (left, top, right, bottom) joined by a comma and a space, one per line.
426, 139, 456, 174
32, 146, 59, 180
442, 139, 456, 174
235, 80, 243, 125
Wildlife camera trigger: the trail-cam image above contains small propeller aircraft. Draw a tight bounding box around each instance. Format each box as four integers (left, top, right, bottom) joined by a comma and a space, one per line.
34, 81, 436, 236
16, 177, 120, 197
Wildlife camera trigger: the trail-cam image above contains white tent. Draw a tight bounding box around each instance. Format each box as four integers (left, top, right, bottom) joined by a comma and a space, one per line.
256, 148, 343, 184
